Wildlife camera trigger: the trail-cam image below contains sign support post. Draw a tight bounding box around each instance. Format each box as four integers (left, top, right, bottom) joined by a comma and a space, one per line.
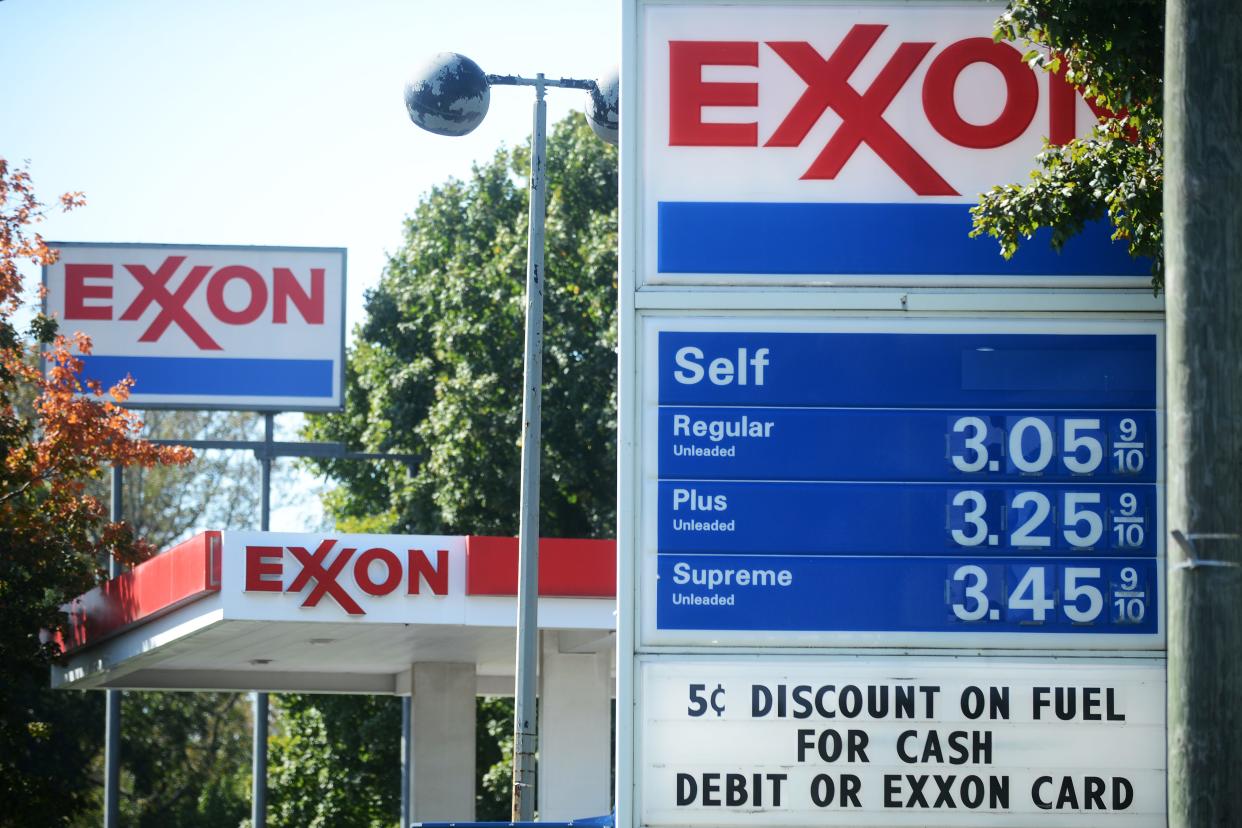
103, 464, 123, 828
252, 413, 274, 828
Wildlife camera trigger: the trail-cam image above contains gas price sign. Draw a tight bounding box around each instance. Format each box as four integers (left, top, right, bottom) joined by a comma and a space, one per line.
620, 2, 1168, 825
639, 317, 1164, 649
639, 657, 1166, 826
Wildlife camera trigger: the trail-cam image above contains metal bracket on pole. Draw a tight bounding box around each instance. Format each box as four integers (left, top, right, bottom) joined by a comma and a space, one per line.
150, 437, 419, 464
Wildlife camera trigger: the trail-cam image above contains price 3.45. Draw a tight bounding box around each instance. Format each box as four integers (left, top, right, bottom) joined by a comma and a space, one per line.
948, 563, 1152, 627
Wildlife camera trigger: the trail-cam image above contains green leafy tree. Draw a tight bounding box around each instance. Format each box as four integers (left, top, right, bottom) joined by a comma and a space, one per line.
477, 696, 515, 820
267, 695, 400, 828
0, 160, 192, 825
111, 693, 251, 828
972, 0, 1164, 289
278, 114, 617, 826
305, 114, 618, 538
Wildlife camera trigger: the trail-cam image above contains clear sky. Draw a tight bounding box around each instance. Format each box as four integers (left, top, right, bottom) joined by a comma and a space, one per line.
2, 0, 618, 531
3, 0, 618, 324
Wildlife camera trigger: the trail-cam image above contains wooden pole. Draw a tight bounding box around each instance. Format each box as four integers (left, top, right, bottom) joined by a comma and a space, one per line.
1165, 0, 1242, 823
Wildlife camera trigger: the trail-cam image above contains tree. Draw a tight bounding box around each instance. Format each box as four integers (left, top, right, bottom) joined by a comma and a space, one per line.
103, 692, 251, 828
305, 114, 618, 539
283, 114, 617, 824
971, 0, 1164, 289
0, 159, 191, 824
267, 695, 400, 828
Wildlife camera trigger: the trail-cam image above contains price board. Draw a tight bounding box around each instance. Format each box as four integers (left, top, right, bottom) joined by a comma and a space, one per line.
639, 317, 1164, 649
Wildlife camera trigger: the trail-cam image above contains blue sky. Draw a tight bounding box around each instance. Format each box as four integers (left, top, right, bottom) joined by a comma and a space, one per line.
3, 0, 618, 531
3, 0, 617, 326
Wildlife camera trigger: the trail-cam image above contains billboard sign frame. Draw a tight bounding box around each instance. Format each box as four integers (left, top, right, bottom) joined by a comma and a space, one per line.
43, 241, 347, 413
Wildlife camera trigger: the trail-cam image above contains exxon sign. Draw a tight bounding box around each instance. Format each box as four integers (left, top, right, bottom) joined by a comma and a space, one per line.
641, 3, 1149, 285
44, 243, 346, 410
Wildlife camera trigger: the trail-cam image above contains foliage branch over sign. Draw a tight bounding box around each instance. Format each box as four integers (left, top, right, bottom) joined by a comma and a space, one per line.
0, 158, 192, 823
0, 159, 192, 580
971, 0, 1165, 290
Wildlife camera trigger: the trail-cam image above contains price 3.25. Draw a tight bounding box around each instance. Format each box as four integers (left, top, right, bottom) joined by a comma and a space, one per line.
948, 489, 1151, 552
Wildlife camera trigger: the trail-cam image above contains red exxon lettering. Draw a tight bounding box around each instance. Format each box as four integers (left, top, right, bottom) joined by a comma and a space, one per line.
766, 26, 956, 195
355, 547, 403, 596
76, 256, 327, 348
922, 37, 1037, 149
207, 266, 267, 325
667, 28, 1112, 194
64, 264, 113, 320
245, 545, 283, 592
408, 549, 449, 595
274, 267, 325, 324
287, 539, 363, 615
669, 40, 759, 146
244, 541, 450, 615
121, 257, 222, 350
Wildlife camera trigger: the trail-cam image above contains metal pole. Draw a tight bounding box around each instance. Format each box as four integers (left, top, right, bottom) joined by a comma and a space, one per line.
103, 464, 123, 828
252, 413, 274, 828
401, 695, 412, 827
511, 75, 547, 823
1165, 0, 1242, 824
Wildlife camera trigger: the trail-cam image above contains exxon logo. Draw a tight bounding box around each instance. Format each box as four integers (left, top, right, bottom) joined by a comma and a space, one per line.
668, 25, 1111, 195
62, 255, 326, 350
245, 540, 450, 616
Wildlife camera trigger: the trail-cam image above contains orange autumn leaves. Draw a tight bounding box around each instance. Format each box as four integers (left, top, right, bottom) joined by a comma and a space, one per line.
0, 158, 191, 570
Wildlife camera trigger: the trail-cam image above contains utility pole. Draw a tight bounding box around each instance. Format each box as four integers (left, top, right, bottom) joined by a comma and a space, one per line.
252, 413, 274, 828
1165, 0, 1242, 824
103, 465, 123, 828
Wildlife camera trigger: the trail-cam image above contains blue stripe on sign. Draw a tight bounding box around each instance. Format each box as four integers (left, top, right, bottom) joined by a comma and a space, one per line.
657, 202, 1150, 276
77, 356, 334, 399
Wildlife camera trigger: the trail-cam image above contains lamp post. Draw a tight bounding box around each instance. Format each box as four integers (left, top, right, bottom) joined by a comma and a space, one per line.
404, 54, 617, 822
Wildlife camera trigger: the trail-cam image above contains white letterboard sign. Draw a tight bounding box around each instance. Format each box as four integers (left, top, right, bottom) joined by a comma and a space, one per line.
640, 657, 1165, 827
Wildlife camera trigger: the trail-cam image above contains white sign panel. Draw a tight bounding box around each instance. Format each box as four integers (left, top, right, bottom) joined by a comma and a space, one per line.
223, 531, 466, 625
640, 657, 1166, 826
44, 242, 346, 410
217, 531, 617, 632
639, 3, 1149, 286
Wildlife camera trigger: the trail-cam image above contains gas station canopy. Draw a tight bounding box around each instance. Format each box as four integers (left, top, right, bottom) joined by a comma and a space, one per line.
52, 530, 617, 695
